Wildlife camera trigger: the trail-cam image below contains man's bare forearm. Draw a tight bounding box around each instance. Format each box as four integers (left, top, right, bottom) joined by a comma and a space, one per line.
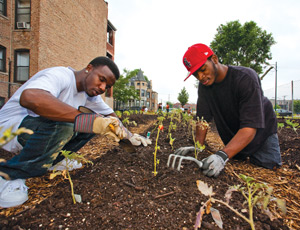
20, 89, 81, 122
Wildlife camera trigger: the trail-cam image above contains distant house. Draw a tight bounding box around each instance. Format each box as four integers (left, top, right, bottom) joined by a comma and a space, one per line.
128, 70, 158, 111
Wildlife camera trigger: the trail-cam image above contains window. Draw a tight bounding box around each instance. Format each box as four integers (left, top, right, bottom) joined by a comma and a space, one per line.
152, 93, 155, 99
0, 46, 6, 72
146, 101, 150, 107
137, 82, 140, 86
0, 97, 5, 109
0, 0, 7, 16
141, 89, 145, 97
15, 50, 29, 82
147, 92, 150, 98
136, 100, 140, 106
15, 0, 31, 29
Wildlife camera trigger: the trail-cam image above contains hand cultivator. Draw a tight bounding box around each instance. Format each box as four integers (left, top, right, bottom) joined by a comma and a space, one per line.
167, 154, 203, 171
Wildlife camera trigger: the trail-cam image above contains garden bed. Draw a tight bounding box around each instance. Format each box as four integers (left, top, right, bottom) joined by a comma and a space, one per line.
0, 113, 299, 229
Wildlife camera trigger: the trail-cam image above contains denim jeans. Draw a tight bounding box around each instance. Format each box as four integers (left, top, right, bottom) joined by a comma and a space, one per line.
250, 133, 282, 169
0, 116, 95, 180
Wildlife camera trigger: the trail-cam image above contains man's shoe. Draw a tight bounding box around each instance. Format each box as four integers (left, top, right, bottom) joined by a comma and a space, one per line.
0, 177, 28, 208
48, 159, 83, 171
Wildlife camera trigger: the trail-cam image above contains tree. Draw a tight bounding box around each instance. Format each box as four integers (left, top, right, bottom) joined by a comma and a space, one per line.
294, 100, 300, 114
113, 69, 140, 110
177, 87, 189, 107
210, 20, 275, 74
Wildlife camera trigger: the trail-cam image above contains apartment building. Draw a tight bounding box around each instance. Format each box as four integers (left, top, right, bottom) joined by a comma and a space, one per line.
129, 69, 158, 111
0, 0, 116, 108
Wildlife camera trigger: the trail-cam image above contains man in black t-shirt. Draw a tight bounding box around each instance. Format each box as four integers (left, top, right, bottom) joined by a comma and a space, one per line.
174, 43, 281, 177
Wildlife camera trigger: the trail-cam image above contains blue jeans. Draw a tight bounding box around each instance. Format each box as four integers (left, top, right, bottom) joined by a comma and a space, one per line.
0, 116, 95, 180
250, 133, 282, 169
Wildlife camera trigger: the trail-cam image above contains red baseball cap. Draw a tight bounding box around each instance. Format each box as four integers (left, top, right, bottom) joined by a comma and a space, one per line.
182, 43, 214, 81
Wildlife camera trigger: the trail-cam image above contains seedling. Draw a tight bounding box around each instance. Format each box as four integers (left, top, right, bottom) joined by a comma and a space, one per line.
0, 126, 33, 148
152, 116, 165, 176
50, 150, 93, 204
285, 119, 299, 135
122, 117, 137, 128
195, 175, 286, 230
190, 117, 207, 159
277, 122, 284, 132
169, 133, 175, 150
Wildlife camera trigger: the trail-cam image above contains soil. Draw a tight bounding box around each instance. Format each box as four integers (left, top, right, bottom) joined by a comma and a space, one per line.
0, 114, 299, 230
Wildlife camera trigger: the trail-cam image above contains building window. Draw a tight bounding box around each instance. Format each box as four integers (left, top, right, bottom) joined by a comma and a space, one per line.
152, 93, 155, 99
137, 82, 140, 86
15, 0, 31, 29
0, 97, 5, 108
146, 101, 150, 107
147, 92, 150, 98
0, 0, 7, 16
136, 100, 140, 106
0, 46, 6, 72
15, 50, 29, 82
141, 89, 145, 97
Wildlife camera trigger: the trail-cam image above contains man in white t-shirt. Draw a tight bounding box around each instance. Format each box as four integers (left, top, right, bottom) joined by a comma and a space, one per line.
0, 56, 151, 208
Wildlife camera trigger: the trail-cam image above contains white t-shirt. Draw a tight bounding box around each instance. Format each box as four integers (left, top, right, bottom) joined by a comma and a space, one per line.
0, 66, 113, 153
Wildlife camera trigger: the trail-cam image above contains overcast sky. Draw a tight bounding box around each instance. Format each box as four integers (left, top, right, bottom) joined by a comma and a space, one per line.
107, 0, 300, 104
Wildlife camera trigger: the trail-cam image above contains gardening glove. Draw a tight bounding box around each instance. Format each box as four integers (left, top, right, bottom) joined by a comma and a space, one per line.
77, 106, 131, 142
174, 146, 204, 156
74, 113, 125, 142
202, 150, 229, 177
129, 134, 152, 146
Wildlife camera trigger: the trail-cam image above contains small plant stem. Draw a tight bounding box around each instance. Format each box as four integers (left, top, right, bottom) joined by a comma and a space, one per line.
66, 170, 76, 204
214, 198, 252, 227
153, 128, 160, 176
247, 185, 255, 230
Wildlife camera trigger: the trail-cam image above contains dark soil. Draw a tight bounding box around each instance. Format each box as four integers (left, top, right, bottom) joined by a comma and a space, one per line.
0, 114, 298, 229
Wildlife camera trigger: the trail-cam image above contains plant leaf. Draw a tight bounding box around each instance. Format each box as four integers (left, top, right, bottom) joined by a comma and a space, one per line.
196, 180, 214, 197
224, 187, 237, 204
210, 207, 223, 229
194, 206, 205, 230
275, 198, 287, 215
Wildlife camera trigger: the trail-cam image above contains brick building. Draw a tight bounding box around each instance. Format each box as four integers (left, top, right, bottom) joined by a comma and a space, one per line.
0, 0, 116, 108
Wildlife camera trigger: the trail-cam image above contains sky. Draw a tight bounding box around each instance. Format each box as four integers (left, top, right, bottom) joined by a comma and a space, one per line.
107, 0, 300, 104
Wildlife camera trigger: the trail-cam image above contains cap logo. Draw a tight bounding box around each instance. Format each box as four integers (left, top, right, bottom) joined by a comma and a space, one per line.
204, 52, 209, 55
183, 58, 191, 68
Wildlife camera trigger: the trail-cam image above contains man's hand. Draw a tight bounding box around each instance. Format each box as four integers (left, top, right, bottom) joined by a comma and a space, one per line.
74, 113, 126, 140
174, 146, 204, 156
129, 134, 151, 146
202, 150, 228, 177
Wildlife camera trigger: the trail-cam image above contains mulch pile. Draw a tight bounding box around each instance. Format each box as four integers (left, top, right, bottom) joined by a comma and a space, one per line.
0, 113, 299, 229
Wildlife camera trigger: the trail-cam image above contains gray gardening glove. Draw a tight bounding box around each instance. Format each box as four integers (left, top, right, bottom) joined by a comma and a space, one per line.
202, 150, 229, 177
174, 146, 203, 156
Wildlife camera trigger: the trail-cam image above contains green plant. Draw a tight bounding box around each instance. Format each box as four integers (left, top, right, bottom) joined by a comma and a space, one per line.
190, 117, 207, 159
169, 133, 175, 150
152, 116, 165, 176
285, 119, 299, 135
277, 122, 284, 131
195, 175, 286, 230
115, 111, 122, 118
50, 150, 93, 204
0, 126, 33, 148
122, 117, 137, 128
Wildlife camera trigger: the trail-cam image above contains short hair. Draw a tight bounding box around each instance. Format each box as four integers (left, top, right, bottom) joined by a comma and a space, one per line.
89, 56, 120, 80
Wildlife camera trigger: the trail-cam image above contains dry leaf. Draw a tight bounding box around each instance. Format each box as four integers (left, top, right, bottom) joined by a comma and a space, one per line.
210, 207, 223, 229
196, 180, 215, 197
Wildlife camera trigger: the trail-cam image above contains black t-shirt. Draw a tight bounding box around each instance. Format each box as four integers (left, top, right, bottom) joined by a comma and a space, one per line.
196, 65, 277, 159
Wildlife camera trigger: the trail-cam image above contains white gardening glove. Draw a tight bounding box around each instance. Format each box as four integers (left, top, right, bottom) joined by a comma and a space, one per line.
129, 134, 152, 146
174, 146, 204, 156
202, 150, 229, 177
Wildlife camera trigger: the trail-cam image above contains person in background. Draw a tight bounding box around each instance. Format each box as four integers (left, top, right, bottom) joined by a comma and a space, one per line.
0, 56, 151, 208
166, 103, 170, 113
175, 43, 281, 177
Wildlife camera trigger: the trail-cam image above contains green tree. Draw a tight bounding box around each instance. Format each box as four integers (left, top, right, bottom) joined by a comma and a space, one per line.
113, 69, 140, 110
177, 87, 189, 107
294, 100, 300, 114
210, 20, 275, 74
